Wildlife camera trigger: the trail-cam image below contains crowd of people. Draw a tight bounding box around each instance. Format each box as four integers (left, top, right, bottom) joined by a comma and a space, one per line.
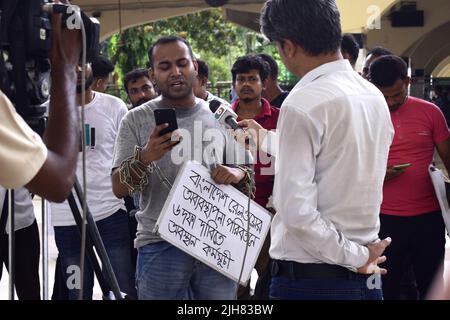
1, 0, 449, 300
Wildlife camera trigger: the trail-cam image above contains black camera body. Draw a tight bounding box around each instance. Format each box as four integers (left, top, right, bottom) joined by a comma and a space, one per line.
0, 0, 99, 134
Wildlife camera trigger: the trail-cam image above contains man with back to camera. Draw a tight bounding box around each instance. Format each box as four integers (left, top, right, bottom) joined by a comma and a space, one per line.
111, 36, 252, 300
340, 33, 360, 70
239, 0, 394, 300
124, 68, 159, 109
0, 4, 81, 202
369, 55, 450, 300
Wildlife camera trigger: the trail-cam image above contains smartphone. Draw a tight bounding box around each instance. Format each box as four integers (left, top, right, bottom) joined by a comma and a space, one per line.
392, 163, 412, 170
154, 108, 178, 137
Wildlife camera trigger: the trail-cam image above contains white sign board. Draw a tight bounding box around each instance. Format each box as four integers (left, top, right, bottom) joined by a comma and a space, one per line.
155, 161, 272, 285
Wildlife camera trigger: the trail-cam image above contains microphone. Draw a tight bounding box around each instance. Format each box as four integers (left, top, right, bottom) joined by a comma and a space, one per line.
209, 100, 255, 148
209, 100, 244, 131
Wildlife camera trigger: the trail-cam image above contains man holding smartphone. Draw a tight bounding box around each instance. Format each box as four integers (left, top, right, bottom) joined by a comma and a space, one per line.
370, 55, 450, 300
111, 36, 251, 300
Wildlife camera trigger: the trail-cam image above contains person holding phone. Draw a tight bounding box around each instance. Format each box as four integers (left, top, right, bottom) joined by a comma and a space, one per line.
385, 163, 412, 180
111, 36, 251, 300
370, 55, 450, 300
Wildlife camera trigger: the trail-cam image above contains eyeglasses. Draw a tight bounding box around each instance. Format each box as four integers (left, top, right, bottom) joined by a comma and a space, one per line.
129, 85, 153, 95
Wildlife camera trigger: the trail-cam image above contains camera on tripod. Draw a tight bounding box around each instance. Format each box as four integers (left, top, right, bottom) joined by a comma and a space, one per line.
0, 0, 100, 135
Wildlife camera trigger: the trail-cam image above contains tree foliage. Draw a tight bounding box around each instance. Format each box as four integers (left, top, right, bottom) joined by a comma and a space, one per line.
105, 8, 297, 99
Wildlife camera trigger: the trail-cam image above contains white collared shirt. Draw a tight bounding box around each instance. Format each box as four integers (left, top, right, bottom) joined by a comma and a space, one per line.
266, 60, 394, 270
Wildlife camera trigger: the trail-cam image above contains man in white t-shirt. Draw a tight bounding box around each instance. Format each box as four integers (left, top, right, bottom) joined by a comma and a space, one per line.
49, 63, 135, 299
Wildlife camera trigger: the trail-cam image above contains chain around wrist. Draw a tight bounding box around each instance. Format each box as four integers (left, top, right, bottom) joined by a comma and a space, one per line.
135, 146, 148, 166
135, 146, 154, 171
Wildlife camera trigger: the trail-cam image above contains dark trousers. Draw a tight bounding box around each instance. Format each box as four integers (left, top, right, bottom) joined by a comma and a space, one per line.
237, 228, 272, 300
0, 220, 41, 300
379, 211, 446, 300
53, 209, 136, 299
124, 195, 138, 269
269, 260, 382, 300
253, 233, 272, 300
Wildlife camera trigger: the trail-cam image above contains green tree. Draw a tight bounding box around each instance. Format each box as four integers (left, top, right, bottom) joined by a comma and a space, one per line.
105, 8, 298, 100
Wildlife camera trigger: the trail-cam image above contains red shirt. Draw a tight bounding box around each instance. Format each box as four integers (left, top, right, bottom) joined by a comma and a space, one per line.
381, 96, 450, 216
232, 98, 279, 208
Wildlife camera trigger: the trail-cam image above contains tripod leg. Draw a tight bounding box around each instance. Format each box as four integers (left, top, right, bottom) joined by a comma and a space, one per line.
1, 191, 15, 300
71, 178, 124, 300
67, 193, 112, 298
42, 198, 49, 300
6, 190, 16, 300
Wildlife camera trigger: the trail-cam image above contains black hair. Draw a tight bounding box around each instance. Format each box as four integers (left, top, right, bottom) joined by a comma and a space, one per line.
196, 59, 209, 79
260, 0, 342, 56
123, 68, 150, 94
366, 46, 393, 58
341, 34, 360, 66
369, 55, 408, 88
91, 55, 115, 78
148, 36, 194, 67
231, 55, 270, 83
257, 53, 279, 80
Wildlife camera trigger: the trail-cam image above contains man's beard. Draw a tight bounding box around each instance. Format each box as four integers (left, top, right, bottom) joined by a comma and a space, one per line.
76, 76, 94, 94
160, 83, 193, 101
241, 97, 256, 103
157, 74, 195, 102
389, 95, 408, 112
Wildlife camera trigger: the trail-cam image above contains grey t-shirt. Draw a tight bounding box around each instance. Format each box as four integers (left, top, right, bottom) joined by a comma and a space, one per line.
112, 97, 249, 248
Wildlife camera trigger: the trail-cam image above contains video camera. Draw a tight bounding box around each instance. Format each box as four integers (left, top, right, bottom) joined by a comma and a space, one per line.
0, 0, 100, 134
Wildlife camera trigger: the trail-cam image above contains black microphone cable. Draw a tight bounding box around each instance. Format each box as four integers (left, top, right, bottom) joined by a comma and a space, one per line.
234, 166, 255, 300
75, 6, 88, 301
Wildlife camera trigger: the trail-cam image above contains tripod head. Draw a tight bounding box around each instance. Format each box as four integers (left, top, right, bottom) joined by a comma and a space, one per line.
0, 0, 100, 135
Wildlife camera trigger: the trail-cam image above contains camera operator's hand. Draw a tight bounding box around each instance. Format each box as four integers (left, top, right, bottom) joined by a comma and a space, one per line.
49, 0, 81, 68
25, 1, 82, 202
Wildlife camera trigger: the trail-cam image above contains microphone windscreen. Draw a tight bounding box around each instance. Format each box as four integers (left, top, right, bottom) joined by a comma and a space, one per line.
209, 100, 221, 113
